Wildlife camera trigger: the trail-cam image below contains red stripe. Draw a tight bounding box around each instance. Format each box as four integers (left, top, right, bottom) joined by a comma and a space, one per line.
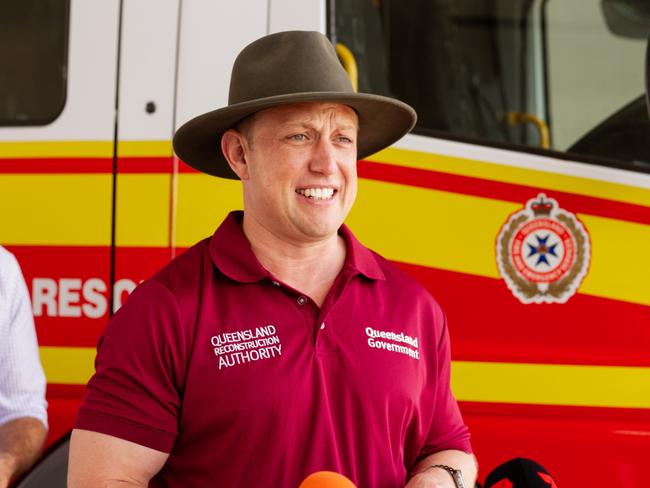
462, 401, 650, 488
177, 159, 200, 173
460, 401, 650, 422
0, 158, 113, 173
10, 244, 650, 365
118, 157, 173, 173
7, 245, 172, 347
45, 386, 84, 447
47, 383, 87, 398
358, 160, 650, 226
395, 262, 650, 367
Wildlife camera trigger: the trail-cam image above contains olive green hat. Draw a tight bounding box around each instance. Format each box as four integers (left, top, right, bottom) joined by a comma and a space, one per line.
172, 30, 416, 179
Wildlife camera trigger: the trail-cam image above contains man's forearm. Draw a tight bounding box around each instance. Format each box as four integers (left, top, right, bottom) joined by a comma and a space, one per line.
406, 449, 478, 488
0, 417, 47, 487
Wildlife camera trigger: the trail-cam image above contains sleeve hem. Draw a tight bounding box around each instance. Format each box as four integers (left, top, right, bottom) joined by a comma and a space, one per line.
0, 412, 48, 429
414, 439, 474, 466
74, 409, 177, 453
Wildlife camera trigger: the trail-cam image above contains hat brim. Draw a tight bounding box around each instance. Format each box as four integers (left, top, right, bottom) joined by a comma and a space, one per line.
172, 91, 417, 178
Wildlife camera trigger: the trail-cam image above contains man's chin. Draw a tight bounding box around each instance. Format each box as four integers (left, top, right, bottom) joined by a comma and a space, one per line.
294, 218, 342, 241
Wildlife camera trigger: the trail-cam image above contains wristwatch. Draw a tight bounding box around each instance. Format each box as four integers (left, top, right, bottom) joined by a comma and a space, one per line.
427, 464, 465, 488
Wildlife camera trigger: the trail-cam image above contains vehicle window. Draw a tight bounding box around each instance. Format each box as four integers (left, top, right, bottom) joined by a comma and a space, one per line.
330, 0, 650, 170
0, 0, 70, 126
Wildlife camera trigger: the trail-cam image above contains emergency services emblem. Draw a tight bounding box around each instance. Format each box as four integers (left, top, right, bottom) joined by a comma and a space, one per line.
496, 193, 590, 304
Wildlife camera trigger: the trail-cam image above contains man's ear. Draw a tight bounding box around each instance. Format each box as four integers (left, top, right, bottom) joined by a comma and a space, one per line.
221, 129, 250, 180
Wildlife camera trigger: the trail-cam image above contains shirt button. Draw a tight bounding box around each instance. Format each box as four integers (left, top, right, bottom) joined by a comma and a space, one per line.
271, 280, 280, 287
297, 296, 307, 306
320, 322, 326, 330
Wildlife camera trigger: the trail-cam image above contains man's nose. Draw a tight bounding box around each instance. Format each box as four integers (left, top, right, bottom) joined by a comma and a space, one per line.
309, 137, 338, 175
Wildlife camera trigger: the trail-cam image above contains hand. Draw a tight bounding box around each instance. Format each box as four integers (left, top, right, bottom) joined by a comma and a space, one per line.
405, 468, 455, 488
0, 458, 13, 488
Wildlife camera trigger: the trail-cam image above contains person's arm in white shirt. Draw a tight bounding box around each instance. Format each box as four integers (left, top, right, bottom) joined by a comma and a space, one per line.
0, 248, 48, 487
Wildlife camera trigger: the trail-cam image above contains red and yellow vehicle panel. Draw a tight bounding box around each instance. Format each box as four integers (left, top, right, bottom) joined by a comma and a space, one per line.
2, 136, 648, 485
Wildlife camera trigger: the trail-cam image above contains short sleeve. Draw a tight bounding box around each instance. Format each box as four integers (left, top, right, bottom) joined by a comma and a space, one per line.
0, 250, 48, 428
74, 279, 188, 452
416, 310, 472, 463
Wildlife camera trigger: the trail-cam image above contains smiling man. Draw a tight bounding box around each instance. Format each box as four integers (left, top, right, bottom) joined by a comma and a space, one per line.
68, 31, 476, 488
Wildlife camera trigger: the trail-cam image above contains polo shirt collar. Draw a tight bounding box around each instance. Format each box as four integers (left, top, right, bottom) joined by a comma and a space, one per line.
209, 211, 385, 283
339, 224, 385, 281
209, 211, 269, 283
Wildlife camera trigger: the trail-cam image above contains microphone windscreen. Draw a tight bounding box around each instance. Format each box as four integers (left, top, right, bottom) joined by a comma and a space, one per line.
298, 471, 357, 488
484, 458, 558, 488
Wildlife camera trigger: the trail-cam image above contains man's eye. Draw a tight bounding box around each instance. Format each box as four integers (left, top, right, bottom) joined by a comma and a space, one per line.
337, 136, 353, 143
288, 134, 307, 141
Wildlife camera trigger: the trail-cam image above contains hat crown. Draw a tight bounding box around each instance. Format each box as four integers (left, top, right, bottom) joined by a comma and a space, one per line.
228, 31, 354, 105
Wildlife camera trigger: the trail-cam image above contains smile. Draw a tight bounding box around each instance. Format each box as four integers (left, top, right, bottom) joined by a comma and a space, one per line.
296, 187, 336, 201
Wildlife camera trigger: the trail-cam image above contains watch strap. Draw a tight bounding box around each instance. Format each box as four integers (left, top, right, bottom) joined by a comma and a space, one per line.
427, 464, 465, 488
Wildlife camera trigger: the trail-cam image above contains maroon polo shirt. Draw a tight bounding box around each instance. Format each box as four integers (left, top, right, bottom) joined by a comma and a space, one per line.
75, 211, 471, 488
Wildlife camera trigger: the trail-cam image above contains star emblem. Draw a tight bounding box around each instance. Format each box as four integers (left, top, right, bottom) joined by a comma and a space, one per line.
527, 234, 558, 266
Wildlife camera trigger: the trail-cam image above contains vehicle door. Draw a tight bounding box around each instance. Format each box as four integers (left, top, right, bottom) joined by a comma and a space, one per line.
0, 0, 120, 444
329, 1, 650, 486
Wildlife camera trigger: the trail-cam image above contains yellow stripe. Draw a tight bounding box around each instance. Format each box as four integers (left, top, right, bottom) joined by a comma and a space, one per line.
452, 361, 650, 409
5, 173, 649, 305
175, 173, 243, 245
0, 174, 171, 247
349, 180, 509, 279
115, 174, 171, 247
0, 140, 173, 158
0, 175, 112, 246
40, 346, 96, 385
117, 140, 172, 157
0, 141, 113, 158
41, 346, 650, 409
347, 179, 650, 306
579, 215, 650, 304
371, 148, 650, 208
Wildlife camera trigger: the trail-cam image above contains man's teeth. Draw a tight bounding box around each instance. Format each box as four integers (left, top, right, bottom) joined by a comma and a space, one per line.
297, 188, 335, 200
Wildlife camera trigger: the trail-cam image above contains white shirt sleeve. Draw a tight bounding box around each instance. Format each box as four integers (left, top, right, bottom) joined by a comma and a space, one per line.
0, 247, 48, 428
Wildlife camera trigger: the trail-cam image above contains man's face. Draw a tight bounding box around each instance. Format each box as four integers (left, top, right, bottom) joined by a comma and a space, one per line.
239, 102, 359, 243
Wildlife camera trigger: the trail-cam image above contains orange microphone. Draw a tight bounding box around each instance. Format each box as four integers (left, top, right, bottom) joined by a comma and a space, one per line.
298, 471, 357, 488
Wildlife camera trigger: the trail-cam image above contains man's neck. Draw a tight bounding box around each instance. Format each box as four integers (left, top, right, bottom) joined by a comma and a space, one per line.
242, 215, 346, 307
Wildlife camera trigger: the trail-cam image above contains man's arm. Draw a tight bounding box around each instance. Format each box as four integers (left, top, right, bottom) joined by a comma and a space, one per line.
68, 429, 169, 488
406, 449, 478, 488
0, 417, 47, 488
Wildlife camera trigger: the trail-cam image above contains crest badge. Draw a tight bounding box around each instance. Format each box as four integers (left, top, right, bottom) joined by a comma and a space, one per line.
496, 193, 591, 304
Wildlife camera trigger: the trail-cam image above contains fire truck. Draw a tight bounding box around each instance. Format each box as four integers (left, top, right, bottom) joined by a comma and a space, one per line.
1, 0, 649, 486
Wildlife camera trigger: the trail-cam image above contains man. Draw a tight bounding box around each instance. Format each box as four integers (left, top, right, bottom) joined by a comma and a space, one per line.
0, 246, 48, 487
69, 31, 476, 487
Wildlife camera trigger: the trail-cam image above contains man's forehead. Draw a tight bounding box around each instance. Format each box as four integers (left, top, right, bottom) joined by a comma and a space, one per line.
255, 102, 358, 127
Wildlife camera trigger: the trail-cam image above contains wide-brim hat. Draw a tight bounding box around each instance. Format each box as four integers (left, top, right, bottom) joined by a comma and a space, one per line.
172, 30, 417, 179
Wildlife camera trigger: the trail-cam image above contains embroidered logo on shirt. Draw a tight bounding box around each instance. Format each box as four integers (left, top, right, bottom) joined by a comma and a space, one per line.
210, 324, 282, 369
365, 326, 419, 360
